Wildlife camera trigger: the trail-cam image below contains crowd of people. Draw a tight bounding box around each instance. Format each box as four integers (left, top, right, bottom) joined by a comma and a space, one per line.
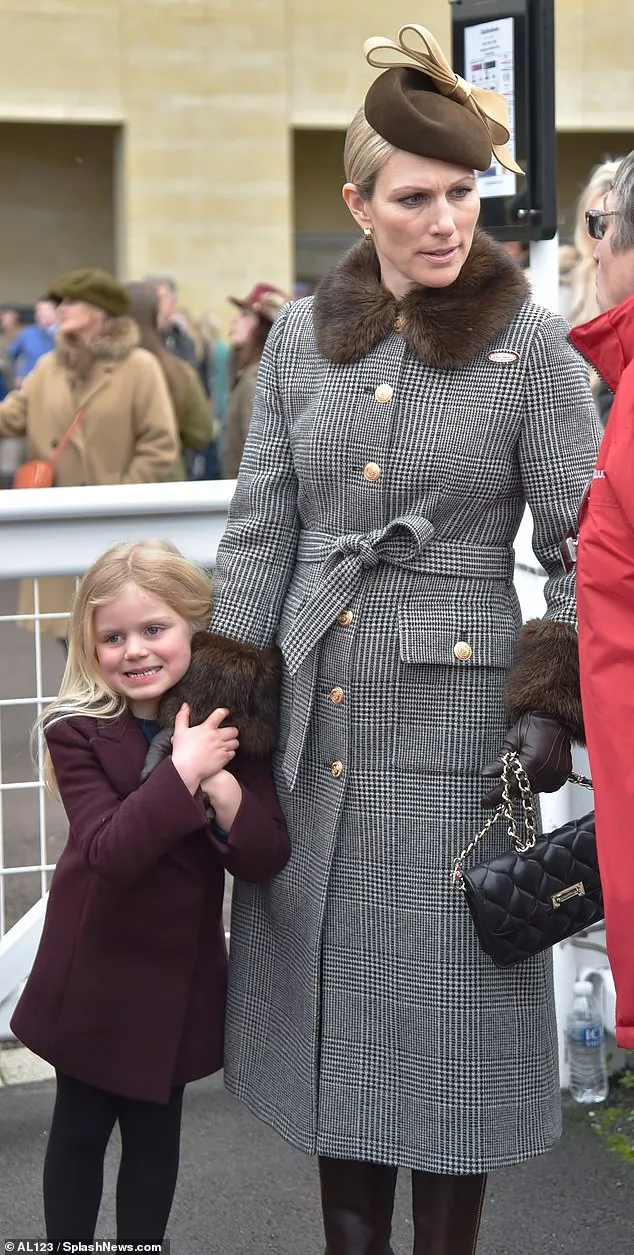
0, 271, 290, 489
4, 15, 634, 1255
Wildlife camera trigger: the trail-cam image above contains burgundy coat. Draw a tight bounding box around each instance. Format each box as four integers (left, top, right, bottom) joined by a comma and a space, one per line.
11, 708, 289, 1102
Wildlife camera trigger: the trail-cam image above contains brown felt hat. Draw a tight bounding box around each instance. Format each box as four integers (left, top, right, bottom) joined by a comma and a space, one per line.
47, 268, 130, 317
365, 67, 493, 171
362, 25, 523, 176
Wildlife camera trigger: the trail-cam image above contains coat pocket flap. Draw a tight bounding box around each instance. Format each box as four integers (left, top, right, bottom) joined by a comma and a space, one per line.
398, 599, 517, 668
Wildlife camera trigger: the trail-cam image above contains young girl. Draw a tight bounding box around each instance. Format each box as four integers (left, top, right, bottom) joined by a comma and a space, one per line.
10, 538, 289, 1246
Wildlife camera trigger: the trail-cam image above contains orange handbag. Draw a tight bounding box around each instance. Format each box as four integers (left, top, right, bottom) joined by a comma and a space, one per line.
12, 408, 85, 489
12, 459, 55, 489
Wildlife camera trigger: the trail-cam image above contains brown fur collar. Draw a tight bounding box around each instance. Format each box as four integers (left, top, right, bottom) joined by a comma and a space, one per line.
56, 316, 140, 382
313, 229, 530, 369
505, 618, 584, 743
157, 632, 281, 757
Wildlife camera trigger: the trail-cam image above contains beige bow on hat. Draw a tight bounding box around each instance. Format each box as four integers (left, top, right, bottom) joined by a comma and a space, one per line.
364, 24, 524, 176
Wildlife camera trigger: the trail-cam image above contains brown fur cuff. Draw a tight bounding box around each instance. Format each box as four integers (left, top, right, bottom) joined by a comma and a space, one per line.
158, 632, 281, 757
505, 618, 584, 743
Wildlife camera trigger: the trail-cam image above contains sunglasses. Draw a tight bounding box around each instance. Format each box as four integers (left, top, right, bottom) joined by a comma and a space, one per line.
585, 209, 619, 240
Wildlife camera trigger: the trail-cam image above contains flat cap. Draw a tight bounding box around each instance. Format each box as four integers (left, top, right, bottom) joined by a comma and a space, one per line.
47, 268, 130, 317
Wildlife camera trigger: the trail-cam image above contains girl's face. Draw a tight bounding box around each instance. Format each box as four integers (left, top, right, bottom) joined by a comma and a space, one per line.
343, 150, 480, 299
93, 583, 193, 718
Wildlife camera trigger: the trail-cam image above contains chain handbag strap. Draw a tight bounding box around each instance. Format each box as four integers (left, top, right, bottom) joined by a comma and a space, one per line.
451, 753, 593, 891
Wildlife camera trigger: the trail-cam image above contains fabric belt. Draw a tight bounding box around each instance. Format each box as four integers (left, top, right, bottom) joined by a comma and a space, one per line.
279, 515, 514, 791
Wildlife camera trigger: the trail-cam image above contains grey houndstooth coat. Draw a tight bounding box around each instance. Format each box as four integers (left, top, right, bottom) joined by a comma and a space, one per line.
211, 231, 600, 1174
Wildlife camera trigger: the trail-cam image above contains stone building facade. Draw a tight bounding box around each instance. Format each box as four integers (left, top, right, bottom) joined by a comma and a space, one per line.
0, 0, 632, 321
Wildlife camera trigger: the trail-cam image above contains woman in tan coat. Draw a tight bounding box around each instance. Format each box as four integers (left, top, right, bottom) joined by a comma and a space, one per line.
222, 283, 288, 478
125, 281, 213, 479
0, 267, 179, 640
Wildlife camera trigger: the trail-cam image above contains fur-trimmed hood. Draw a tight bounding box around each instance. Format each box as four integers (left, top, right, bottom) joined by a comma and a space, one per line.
157, 632, 281, 757
55, 316, 140, 383
313, 229, 530, 370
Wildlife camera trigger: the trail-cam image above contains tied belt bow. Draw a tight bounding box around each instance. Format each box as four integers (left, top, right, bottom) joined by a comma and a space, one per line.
280, 515, 435, 790
281, 515, 435, 680
279, 516, 513, 791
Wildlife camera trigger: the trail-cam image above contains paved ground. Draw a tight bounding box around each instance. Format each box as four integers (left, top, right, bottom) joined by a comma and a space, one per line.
0, 1061, 632, 1255
2, 580, 633, 1252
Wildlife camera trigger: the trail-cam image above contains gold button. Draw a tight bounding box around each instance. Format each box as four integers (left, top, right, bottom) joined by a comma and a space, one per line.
393, 315, 405, 332
374, 384, 393, 403
331, 760, 344, 779
337, 609, 353, 627
453, 641, 473, 661
329, 686, 344, 705
362, 462, 381, 483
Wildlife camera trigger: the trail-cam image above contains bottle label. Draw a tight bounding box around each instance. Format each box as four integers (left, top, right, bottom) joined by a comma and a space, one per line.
567, 1024, 604, 1048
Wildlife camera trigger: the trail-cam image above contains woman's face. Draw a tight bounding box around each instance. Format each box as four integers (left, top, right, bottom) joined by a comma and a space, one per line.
57, 299, 106, 340
344, 150, 481, 299
231, 308, 259, 348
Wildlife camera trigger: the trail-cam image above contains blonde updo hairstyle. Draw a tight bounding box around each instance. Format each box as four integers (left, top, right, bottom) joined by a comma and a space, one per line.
344, 107, 396, 201
33, 538, 213, 793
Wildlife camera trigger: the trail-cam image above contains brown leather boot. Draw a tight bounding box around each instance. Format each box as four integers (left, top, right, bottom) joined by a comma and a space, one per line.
318, 1156, 398, 1255
411, 1170, 487, 1255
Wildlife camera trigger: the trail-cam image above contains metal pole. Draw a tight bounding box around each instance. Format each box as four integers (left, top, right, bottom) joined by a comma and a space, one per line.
529, 235, 561, 313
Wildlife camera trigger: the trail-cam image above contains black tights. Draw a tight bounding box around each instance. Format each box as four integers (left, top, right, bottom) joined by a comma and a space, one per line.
43, 1070, 184, 1244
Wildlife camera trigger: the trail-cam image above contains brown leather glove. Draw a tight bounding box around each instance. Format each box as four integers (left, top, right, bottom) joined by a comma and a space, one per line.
480, 711, 572, 808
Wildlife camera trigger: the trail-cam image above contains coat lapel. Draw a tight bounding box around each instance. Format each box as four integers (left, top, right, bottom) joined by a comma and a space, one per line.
94, 709, 151, 798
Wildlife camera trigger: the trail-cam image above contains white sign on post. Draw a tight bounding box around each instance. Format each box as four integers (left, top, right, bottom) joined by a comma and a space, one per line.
464, 17, 517, 200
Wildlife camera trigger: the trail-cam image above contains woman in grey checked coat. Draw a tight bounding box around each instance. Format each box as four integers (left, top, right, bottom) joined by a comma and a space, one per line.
208, 25, 600, 1255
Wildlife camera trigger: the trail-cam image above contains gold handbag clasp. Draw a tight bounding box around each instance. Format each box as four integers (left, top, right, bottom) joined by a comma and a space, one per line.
551, 881, 586, 909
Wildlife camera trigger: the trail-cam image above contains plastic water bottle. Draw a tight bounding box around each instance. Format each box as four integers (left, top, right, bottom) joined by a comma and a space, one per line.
565, 979, 609, 1105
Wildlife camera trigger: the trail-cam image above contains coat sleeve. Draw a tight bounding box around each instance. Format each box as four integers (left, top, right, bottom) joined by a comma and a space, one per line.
177, 366, 213, 452
212, 306, 301, 646
122, 353, 180, 484
7, 331, 24, 364
207, 754, 290, 882
222, 369, 257, 479
0, 379, 29, 437
46, 719, 212, 887
518, 312, 600, 623
504, 313, 601, 738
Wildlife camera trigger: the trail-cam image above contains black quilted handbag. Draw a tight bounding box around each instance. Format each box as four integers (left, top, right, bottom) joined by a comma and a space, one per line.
452, 753, 602, 969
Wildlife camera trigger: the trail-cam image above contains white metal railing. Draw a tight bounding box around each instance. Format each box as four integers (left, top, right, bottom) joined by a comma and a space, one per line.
0, 488, 613, 1080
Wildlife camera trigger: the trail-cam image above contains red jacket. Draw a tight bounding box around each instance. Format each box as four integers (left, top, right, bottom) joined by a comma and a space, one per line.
10, 710, 290, 1101
571, 295, 634, 1050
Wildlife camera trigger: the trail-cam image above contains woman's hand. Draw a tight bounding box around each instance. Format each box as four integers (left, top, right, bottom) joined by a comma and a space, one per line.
480, 712, 572, 807
171, 703, 239, 794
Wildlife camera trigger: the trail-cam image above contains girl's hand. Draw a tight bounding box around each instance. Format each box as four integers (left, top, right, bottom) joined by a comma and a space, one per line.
171, 703, 239, 794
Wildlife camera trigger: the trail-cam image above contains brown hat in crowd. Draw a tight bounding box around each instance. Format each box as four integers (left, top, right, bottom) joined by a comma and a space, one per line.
362, 24, 523, 175
47, 268, 130, 317
229, 283, 289, 324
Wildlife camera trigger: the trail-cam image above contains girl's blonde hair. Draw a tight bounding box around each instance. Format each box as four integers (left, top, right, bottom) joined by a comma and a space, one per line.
34, 539, 212, 793
343, 107, 396, 201
567, 158, 623, 327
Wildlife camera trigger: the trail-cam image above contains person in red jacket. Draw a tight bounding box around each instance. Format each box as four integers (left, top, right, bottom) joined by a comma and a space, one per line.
10, 538, 289, 1246
571, 148, 634, 1051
